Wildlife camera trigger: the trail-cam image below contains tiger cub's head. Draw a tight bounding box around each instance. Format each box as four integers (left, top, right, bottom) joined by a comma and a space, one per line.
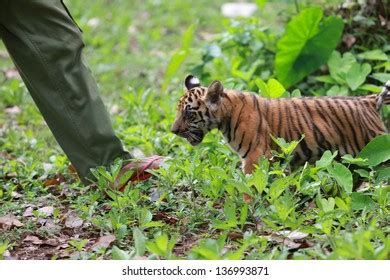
171, 75, 227, 146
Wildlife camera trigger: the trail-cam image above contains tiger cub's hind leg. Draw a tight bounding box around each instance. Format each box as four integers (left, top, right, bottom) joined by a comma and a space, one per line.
242, 148, 271, 174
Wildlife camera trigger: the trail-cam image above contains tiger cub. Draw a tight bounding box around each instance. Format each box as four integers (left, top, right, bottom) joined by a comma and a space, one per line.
171, 75, 390, 174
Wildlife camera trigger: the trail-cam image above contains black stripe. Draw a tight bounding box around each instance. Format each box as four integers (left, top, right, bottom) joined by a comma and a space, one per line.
226, 119, 232, 143
347, 100, 367, 149
324, 99, 355, 155
204, 108, 210, 118
243, 141, 253, 158
224, 93, 232, 103
238, 131, 246, 151
252, 94, 258, 110
291, 100, 312, 160
232, 100, 245, 141
302, 101, 328, 153
333, 99, 360, 154
300, 138, 312, 159
277, 99, 283, 137
255, 97, 263, 148
284, 102, 292, 141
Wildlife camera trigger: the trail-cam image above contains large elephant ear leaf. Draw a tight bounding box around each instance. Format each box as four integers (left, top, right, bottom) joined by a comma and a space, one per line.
275, 7, 344, 88
358, 135, 390, 167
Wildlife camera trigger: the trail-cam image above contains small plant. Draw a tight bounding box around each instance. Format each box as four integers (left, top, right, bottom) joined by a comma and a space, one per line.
146, 233, 177, 259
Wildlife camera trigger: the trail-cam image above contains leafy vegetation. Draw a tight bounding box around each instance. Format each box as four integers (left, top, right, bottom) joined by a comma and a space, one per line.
0, 0, 389, 260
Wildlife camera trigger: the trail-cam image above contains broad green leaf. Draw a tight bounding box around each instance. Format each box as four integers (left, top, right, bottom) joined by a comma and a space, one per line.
316, 196, 335, 213
291, 89, 302, 97
268, 176, 293, 201
142, 221, 165, 228
255, 78, 268, 96
133, 228, 146, 256
358, 84, 382, 93
146, 234, 170, 256
327, 162, 353, 193
376, 167, 390, 181
111, 246, 131, 260
212, 220, 237, 230
138, 208, 152, 227
232, 180, 253, 195
119, 170, 133, 185
319, 218, 333, 235
271, 135, 303, 155
316, 150, 337, 168
351, 193, 375, 211
354, 169, 371, 178
155, 234, 168, 252
335, 197, 350, 211
315, 75, 336, 84
224, 198, 237, 223
328, 51, 356, 84
255, 78, 285, 98
358, 135, 390, 167
341, 154, 367, 165
326, 85, 349, 96
190, 239, 221, 260
357, 49, 388, 61
247, 157, 269, 194
275, 7, 344, 87
371, 73, 390, 83
267, 78, 285, 98
346, 63, 371, 90
146, 242, 164, 256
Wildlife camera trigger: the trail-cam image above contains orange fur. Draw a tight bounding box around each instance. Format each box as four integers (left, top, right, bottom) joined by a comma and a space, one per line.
172, 77, 389, 174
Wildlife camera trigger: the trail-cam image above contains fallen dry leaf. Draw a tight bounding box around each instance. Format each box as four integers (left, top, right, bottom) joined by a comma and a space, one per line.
43, 239, 59, 247
23, 235, 43, 245
41, 219, 61, 231
23, 207, 34, 217
64, 212, 83, 228
38, 206, 54, 217
278, 230, 309, 240
91, 234, 116, 251
227, 231, 243, 241
0, 214, 24, 230
267, 230, 313, 250
267, 234, 301, 249
153, 212, 178, 225
43, 174, 66, 187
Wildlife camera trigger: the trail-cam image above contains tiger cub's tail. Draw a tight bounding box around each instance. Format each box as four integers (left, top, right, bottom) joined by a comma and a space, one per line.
376, 80, 390, 110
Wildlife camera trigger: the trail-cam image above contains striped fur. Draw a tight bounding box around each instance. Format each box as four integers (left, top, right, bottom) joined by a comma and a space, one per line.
171, 76, 390, 174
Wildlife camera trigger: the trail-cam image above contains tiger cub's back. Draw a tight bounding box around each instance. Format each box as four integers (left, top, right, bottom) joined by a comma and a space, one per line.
263, 95, 387, 163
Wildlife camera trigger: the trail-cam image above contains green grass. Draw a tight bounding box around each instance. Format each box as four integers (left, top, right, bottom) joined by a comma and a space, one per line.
0, 0, 389, 260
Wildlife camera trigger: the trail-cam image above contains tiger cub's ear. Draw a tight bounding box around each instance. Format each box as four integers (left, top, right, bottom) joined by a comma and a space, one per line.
185, 75, 201, 90
206, 80, 224, 106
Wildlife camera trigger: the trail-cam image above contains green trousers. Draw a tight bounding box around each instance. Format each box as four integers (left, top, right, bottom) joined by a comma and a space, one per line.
0, 0, 131, 184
